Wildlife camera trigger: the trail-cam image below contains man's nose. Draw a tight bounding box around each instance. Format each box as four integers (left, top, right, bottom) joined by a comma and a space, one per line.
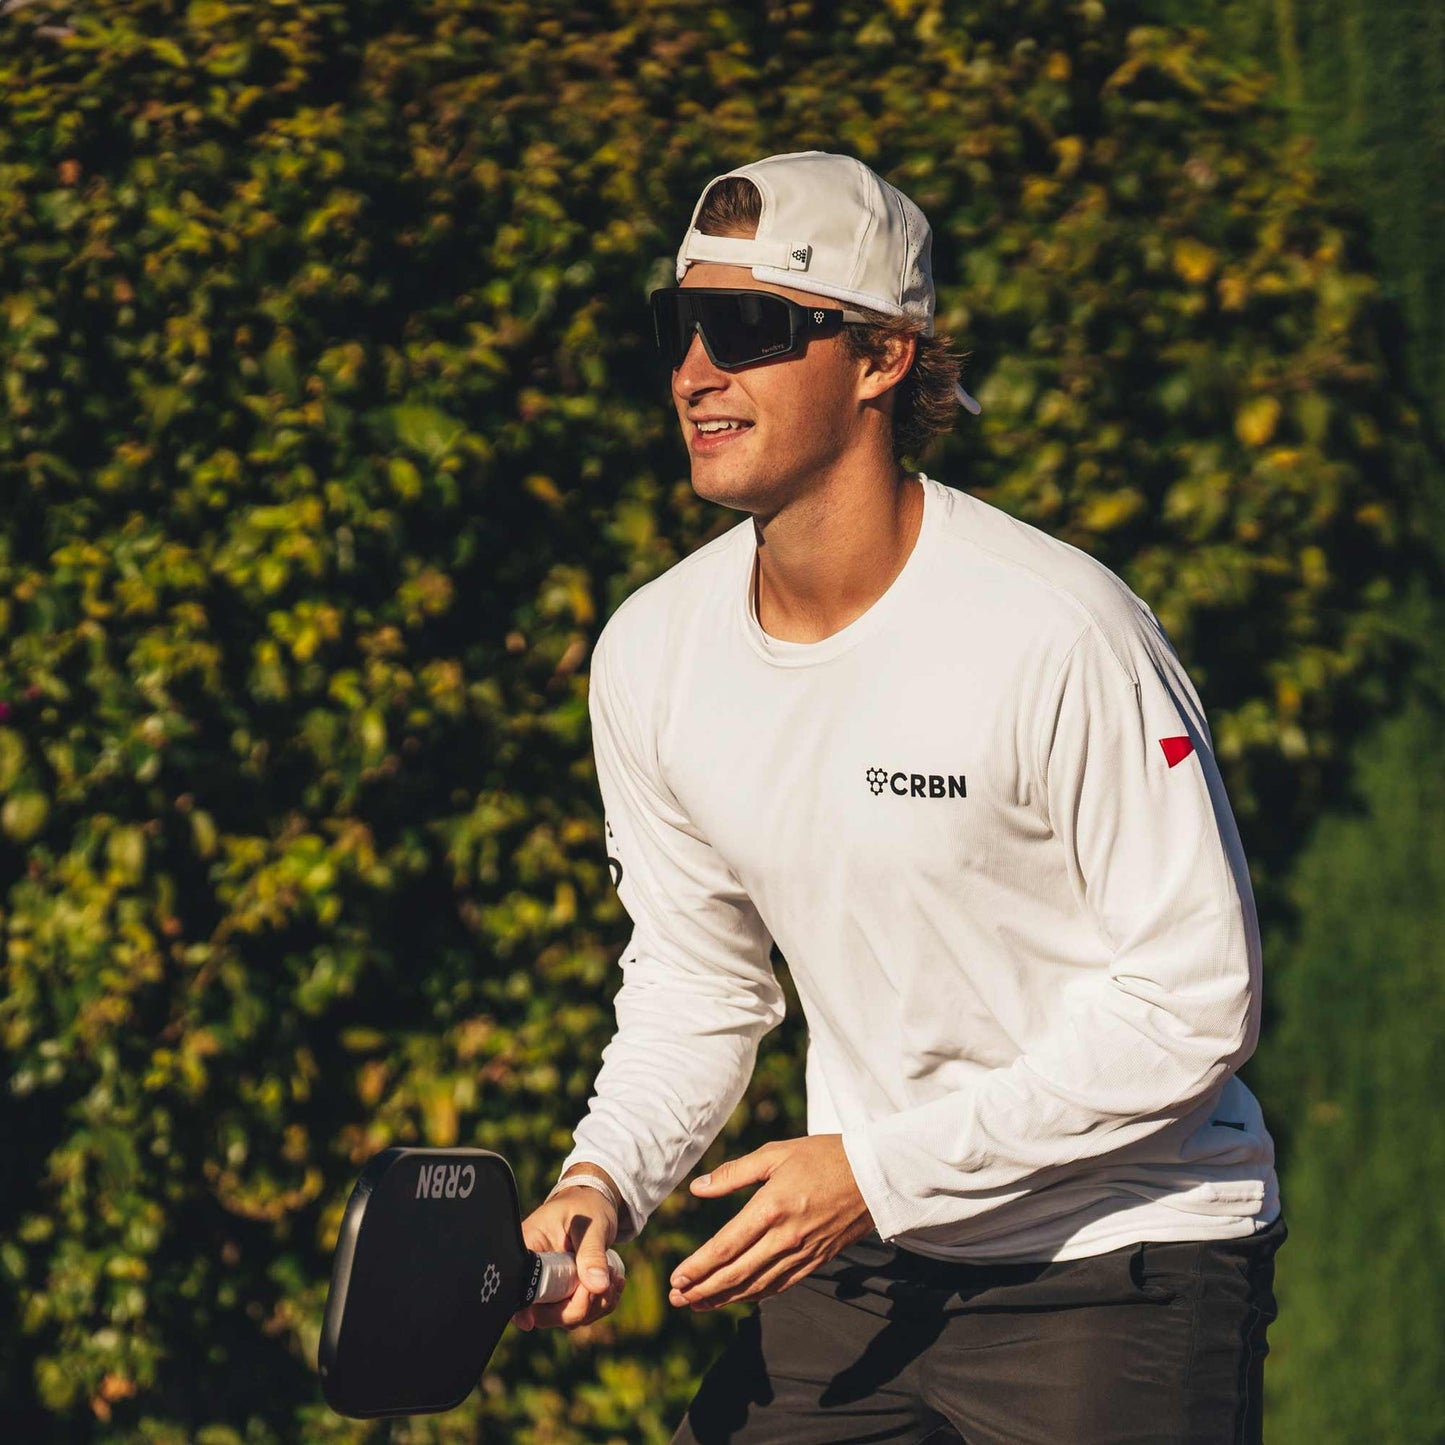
673, 328, 727, 398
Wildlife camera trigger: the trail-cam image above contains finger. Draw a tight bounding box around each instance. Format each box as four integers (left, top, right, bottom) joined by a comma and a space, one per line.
525, 1275, 627, 1330
672, 1227, 798, 1309
519, 1217, 572, 1258
744, 1256, 819, 1304
680, 1241, 819, 1311
670, 1201, 775, 1295
549, 1285, 621, 1331
520, 1294, 586, 1323
688, 1143, 780, 1197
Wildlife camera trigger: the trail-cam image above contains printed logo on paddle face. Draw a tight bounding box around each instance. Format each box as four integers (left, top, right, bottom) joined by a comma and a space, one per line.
866, 767, 967, 799
415, 1161, 476, 1200
480, 1262, 503, 1304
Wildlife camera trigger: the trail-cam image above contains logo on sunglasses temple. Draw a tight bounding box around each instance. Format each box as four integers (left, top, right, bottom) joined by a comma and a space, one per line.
813, 310, 824, 323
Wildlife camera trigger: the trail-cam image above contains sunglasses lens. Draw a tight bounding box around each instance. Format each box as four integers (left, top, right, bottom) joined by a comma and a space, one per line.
651, 290, 795, 369
710, 292, 796, 367
651, 290, 692, 368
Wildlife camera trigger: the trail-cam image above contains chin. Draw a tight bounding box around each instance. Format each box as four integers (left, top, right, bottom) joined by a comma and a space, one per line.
688, 459, 758, 505
689, 470, 787, 518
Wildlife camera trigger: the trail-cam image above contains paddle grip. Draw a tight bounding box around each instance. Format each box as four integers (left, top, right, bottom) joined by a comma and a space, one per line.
531, 1248, 627, 1305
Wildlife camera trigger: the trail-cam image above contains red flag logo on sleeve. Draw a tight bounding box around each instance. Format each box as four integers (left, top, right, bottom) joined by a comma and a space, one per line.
1159, 736, 1195, 768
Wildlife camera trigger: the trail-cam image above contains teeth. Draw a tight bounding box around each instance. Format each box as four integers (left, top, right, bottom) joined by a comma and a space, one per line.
696, 420, 748, 434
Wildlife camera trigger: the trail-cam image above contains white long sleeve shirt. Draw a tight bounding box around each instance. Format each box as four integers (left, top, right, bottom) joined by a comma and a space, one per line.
561, 473, 1280, 1262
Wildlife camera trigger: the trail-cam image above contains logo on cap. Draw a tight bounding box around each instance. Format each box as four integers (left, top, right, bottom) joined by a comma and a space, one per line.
792, 247, 808, 263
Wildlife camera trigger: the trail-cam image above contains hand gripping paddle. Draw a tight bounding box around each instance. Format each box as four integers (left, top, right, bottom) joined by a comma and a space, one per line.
319, 1146, 626, 1418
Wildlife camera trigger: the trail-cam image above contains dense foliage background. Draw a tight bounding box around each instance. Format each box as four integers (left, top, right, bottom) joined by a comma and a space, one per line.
0, 0, 1438, 1440
1144, 1, 1445, 1436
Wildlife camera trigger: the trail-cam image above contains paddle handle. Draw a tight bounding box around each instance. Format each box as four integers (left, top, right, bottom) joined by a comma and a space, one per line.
530, 1248, 627, 1305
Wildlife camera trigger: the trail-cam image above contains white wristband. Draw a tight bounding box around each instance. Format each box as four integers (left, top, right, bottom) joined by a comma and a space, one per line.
547, 1171, 621, 1214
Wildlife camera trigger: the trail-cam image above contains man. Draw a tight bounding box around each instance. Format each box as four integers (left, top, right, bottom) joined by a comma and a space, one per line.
512, 151, 1285, 1443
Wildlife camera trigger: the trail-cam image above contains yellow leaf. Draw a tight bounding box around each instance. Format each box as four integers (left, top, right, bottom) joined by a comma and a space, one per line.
190, 809, 217, 858
1079, 490, 1145, 532
359, 708, 386, 761
525, 474, 563, 508
1235, 395, 1281, 448
105, 826, 147, 878
0, 729, 27, 791
1216, 273, 1248, 310
2, 791, 49, 843
1264, 447, 1304, 470
149, 38, 190, 68
423, 1087, 459, 1147
1172, 238, 1219, 285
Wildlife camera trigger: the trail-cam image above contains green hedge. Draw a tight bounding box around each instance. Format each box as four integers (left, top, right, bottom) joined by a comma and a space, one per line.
1135, 3, 1445, 1438
0, 1, 1431, 1439
1254, 692, 1445, 1443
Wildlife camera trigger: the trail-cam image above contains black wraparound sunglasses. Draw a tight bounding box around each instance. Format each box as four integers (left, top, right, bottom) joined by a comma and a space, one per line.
649, 287, 871, 371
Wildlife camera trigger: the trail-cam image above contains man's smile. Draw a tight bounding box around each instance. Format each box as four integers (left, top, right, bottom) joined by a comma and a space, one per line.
689, 415, 756, 452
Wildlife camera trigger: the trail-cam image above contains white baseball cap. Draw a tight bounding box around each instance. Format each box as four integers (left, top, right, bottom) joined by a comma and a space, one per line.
675, 150, 982, 415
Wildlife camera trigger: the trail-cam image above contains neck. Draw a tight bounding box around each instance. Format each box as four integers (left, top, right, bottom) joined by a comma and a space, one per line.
752, 458, 923, 644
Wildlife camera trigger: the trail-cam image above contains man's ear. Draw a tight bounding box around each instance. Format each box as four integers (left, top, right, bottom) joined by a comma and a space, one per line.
857, 332, 917, 401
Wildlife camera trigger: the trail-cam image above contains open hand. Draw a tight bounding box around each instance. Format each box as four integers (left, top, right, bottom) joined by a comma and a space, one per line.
669, 1134, 874, 1311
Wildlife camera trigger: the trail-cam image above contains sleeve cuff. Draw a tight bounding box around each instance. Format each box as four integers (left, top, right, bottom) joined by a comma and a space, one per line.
840, 1125, 914, 1244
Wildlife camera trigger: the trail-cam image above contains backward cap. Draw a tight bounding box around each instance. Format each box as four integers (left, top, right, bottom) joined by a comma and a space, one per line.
676, 150, 936, 329
674, 151, 982, 415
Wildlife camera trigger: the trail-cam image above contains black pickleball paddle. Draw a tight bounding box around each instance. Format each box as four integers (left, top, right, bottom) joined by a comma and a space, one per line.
319, 1146, 626, 1418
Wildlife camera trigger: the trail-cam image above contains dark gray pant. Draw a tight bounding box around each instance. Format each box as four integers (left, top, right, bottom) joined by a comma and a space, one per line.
671, 1214, 1286, 1444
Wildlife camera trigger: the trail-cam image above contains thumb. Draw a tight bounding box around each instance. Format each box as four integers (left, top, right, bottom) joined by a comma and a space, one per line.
575, 1224, 615, 1294
690, 1146, 775, 1196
